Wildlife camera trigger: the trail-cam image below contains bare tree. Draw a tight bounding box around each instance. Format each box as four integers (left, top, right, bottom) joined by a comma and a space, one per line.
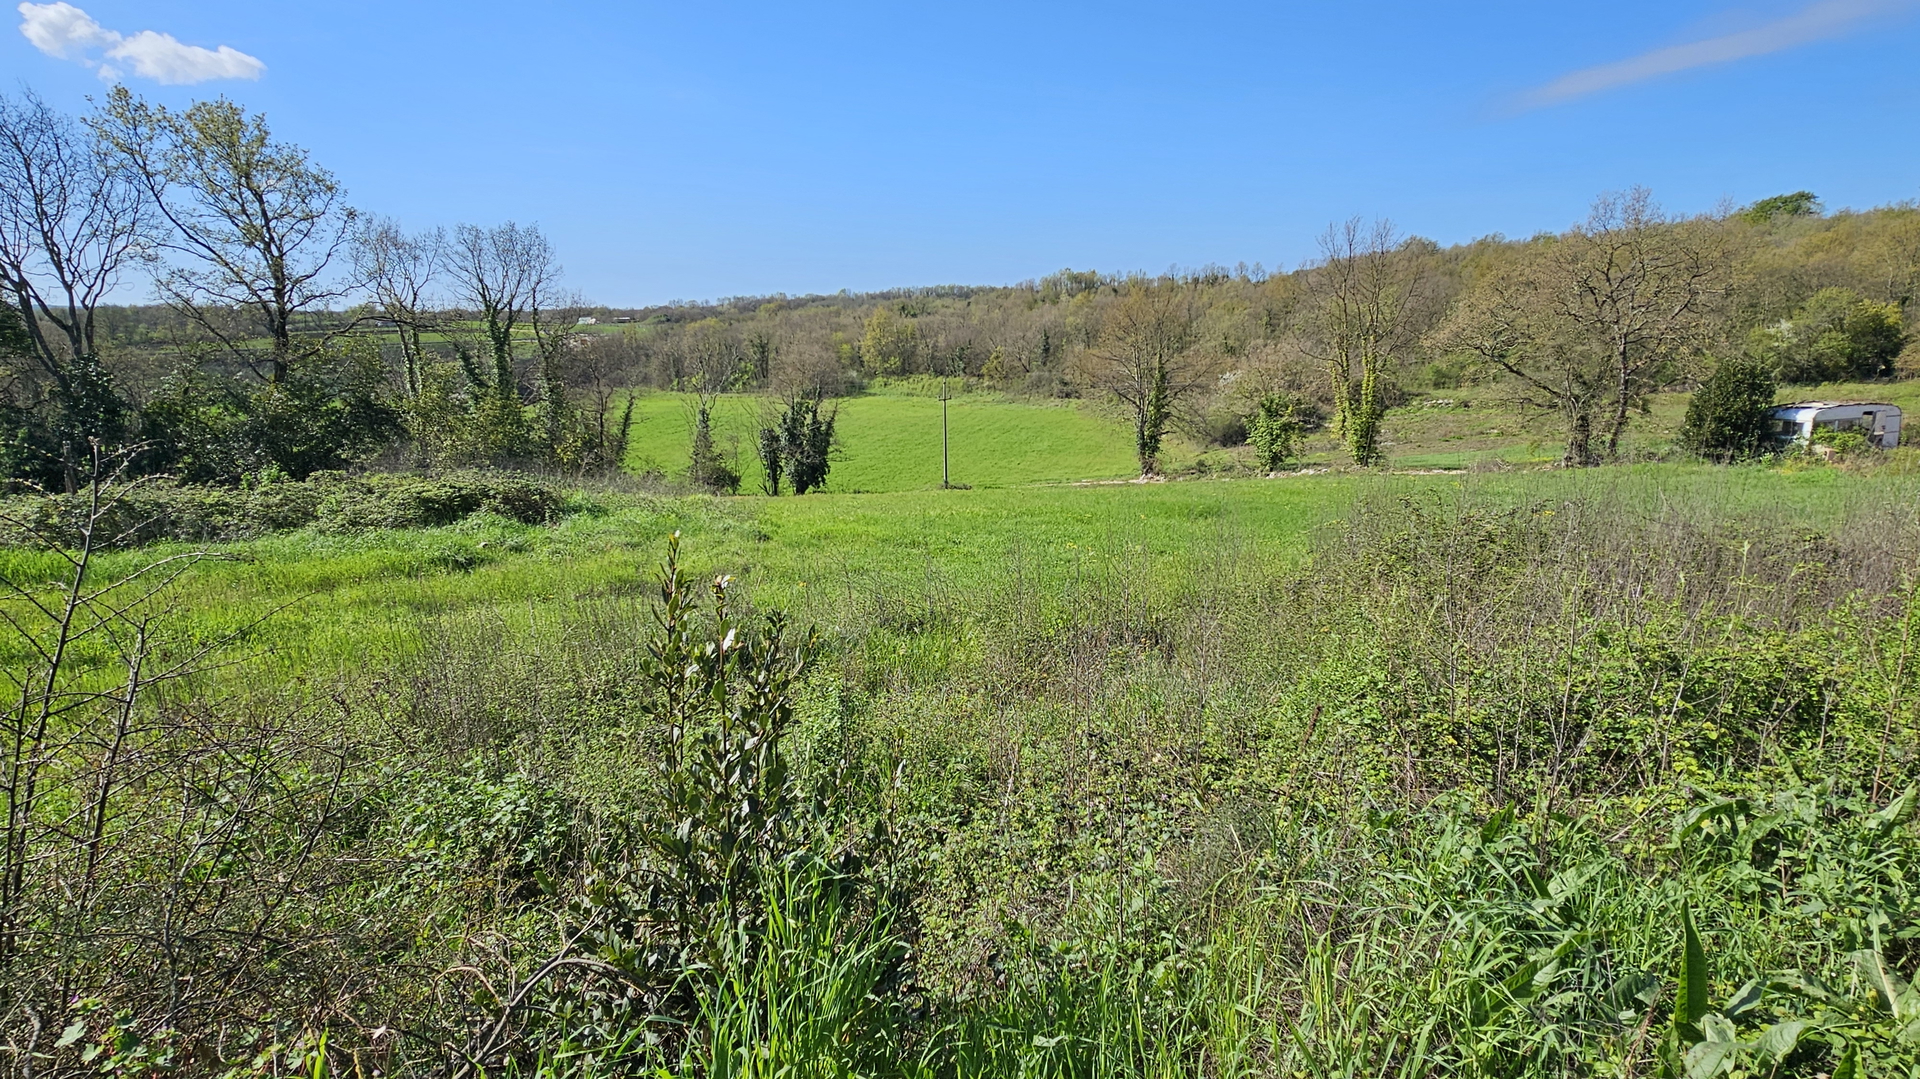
1086, 281, 1206, 476
0, 91, 152, 481
352, 217, 443, 398
563, 332, 639, 470
1300, 219, 1426, 467
92, 87, 358, 384
446, 221, 558, 405
1428, 246, 1613, 466
675, 319, 743, 490
1555, 189, 1731, 456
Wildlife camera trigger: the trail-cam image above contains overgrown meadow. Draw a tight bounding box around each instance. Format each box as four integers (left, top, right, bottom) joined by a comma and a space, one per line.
4, 465, 1918, 1078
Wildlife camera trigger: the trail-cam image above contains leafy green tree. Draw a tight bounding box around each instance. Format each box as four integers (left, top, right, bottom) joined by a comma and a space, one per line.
1737, 191, 1821, 225
858, 307, 917, 375
138, 340, 400, 481
758, 395, 836, 494
94, 88, 356, 385
1679, 356, 1776, 461
687, 403, 739, 493
756, 425, 783, 495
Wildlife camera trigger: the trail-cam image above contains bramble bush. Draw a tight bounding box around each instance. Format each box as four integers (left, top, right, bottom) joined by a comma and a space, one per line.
0, 469, 566, 547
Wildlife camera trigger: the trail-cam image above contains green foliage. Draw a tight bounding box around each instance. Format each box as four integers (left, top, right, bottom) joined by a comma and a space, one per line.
137, 340, 402, 482
465, 535, 909, 1073
0, 469, 564, 547
312, 471, 563, 531
0, 303, 128, 490
859, 307, 918, 375
1738, 191, 1822, 225
11, 469, 1920, 1077
1680, 356, 1777, 460
756, 424, 784, 495
757, 395, 837, 495
687, 403, 740, 493
1248, 392, 1303, 471
1749, 287, 1907, 384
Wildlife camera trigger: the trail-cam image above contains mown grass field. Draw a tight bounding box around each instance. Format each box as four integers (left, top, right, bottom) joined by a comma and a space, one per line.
628, 376, 1920, 485
623, 387, 1146, 492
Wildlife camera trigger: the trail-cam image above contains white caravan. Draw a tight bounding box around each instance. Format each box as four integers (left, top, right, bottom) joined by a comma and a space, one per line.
1763, 401, 1903, 450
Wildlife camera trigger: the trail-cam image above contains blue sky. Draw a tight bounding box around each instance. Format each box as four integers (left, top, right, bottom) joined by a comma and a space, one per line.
9, 0, 1920, 305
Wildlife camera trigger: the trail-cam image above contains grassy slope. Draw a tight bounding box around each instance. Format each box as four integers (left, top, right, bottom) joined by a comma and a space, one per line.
624, 389, 1145, 493
630, 376, 1920, 483
1296, 376, 1920, 470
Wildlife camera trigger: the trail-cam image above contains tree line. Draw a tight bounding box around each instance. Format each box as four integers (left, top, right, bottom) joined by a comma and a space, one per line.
5, 82, 1916, 490
0, 88, 632, 492
609, 189, 1915, 474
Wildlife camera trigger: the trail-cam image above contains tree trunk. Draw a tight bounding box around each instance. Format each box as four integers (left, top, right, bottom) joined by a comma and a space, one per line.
1564, 406, 1595, 468
1605, 341, 1632, 457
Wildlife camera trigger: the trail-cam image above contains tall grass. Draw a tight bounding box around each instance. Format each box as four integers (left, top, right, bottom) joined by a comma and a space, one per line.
8, 468, 1920, 1076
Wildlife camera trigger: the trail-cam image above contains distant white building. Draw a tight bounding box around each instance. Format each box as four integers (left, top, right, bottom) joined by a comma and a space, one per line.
576, 316, 599, 326
1764, 401, 1903, 450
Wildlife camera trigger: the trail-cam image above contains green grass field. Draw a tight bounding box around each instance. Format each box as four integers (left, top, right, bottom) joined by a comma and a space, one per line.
628, 376, 1920, 484
624, 388, 1146, 492
12, 447, 1920, 1077
14, 461, 1885, 695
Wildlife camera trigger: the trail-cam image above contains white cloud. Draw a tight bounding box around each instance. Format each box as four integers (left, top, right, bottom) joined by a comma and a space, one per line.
17, 1, 112, 58
1520, 0, 1915, 108
15, 1, 264, 84
106, 30, 265, 84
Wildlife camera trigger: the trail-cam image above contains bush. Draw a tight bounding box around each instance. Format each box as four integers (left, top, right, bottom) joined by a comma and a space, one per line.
1680, 357, 1776, 460
1248, 393, 1304, 471
0, 471, 566, 548
314, 472, 563, 531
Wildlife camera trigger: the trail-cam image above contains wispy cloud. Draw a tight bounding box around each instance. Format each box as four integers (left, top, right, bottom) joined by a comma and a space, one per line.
16, 2, 264, 84
1519, 0, 1914, 108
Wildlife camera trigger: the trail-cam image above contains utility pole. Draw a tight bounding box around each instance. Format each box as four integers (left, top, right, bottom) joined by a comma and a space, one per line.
939, 343, 969, 489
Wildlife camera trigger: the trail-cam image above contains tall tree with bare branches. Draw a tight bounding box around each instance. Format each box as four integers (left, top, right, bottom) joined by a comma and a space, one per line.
446, 221, 557, 406
1428, 244, 1613, 466
1555, 189, 1732, 456
1301, 219, 1425, 467
0, 90, 152, 483
352, 217, 443, 399
1087, 281, 1205, 476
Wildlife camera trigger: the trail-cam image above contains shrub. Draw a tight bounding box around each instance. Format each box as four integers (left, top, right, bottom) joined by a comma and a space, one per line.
757, 396, 837, 495
1248, 393, 1303, 471
0, 471, 566, 548
314, 472, 562, 531
687, 404, 740, 493
1680, 356, 1777, 460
